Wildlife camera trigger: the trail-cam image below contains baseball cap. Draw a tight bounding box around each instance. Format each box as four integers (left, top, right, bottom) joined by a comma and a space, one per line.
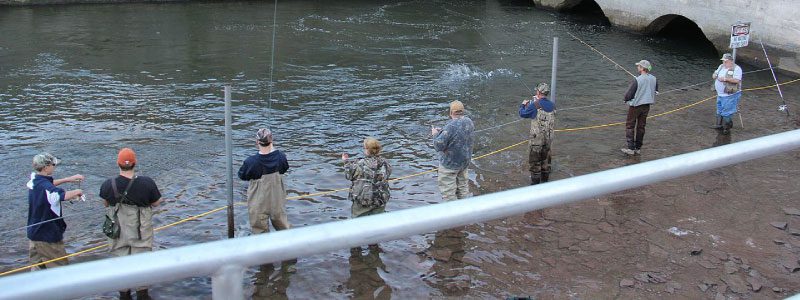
449, 100, 465, 114
535, 83, 550, 95
117, 148, 137, 167
256, 128, 273, 145
720, 53, 733, 61
32, 152, 59, 171
635, 60, 652, 71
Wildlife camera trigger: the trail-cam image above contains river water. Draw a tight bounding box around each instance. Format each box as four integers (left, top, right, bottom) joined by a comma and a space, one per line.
1, 0, 796, 298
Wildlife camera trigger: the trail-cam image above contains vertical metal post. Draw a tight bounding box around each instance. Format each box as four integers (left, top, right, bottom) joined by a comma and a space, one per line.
212, 265, 244, 300
224, 86, 235, 239
732, 47, 737, 64
551, 37, 559, 104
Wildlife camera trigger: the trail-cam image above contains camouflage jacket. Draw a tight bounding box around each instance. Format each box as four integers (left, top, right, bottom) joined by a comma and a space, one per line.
344, 156, 392, 207
519, 98, 555, 146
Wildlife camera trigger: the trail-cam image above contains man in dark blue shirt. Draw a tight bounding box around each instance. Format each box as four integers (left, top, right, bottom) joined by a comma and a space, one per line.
237, 128, 291, 234
27, 152, 84, 269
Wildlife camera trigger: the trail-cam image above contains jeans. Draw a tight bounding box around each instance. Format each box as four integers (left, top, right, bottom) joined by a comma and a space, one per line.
625, 104, 650, 150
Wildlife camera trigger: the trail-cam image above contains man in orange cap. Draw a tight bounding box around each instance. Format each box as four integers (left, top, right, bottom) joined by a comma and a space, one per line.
99, 148, 162, 300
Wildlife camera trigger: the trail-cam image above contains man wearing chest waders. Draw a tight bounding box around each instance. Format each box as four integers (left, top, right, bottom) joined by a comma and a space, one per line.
237, 128, 297, 272
99, 148, 162, 300
519, 83, 556, 185
622, 60, 658, 156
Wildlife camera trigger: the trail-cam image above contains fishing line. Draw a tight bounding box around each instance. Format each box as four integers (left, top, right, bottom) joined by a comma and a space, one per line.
759, 39, 790, 117
440, 5, 533, 94
266, 0, 279, 121
566, 31, 636, 78
0, 207, 106, 236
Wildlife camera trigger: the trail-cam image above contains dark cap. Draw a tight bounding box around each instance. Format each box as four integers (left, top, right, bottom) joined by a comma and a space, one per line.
256, 128, 273, 145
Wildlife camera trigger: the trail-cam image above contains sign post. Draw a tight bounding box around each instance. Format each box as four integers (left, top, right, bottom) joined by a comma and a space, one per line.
729, 22, 751, 63
728, 22, 751, 129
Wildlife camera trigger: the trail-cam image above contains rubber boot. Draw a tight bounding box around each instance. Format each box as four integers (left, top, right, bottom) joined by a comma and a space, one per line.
119, 291, 133, 300
722, 116, 733, 135
710, 115, 723, 129
135, 289, 151, 300
541, 172, 550, 183
530, 172, 541, 185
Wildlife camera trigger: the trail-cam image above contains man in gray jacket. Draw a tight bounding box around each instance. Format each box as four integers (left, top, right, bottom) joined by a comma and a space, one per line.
432, 100, 474, 201
622, 60, 658, 155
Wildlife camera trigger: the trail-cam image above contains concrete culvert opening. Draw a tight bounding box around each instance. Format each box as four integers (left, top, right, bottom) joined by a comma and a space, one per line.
560, 0, 611, 25
497, 0, 535, 7
648, 14, 718, 56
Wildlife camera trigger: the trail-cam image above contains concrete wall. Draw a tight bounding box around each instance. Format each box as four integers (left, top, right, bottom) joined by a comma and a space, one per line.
534, 0, 800, 74
0, 0, 182, 4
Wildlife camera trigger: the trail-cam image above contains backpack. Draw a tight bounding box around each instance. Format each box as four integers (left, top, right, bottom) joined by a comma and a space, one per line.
351, 158, 390, 208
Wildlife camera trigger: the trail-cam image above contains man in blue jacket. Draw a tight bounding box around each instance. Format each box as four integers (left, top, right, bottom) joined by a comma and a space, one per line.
27, 152, 84, 269
519, 83, 555, 185
432, 100, 475, 201
238, 128, 291, 235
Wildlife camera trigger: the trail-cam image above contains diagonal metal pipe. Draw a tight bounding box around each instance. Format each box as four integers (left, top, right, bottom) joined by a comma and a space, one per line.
1, 129, 799, 299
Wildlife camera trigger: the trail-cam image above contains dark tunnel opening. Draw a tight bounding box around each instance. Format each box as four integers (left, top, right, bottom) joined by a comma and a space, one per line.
650, 15, 718, 56
496, 0, 535, 7
561, 0, 611, 26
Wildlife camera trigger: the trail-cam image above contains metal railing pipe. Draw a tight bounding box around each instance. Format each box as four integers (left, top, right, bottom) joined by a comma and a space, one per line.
1, 129, 799, 299
212, 265, 244, 300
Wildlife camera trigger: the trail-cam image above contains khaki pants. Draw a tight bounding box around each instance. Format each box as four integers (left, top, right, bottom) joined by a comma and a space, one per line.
109, 204, 154, 292
437, 165, 469, 201
110, 204, 154, 257
247, 172, 291, 234
29, 240, 68, 270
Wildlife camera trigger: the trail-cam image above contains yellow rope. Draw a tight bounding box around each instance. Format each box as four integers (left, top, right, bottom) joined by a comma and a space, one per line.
0, 244, 108, 277
2, 78, 797, 277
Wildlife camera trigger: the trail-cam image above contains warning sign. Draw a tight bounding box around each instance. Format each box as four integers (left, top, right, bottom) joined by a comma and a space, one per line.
730, 22, 751, 49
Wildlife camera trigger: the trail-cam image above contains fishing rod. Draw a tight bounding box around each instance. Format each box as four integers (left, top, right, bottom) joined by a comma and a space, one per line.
759, 39, 790, 117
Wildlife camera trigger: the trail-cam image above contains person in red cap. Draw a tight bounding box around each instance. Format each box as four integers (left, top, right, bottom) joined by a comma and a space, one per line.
99, 148, 162, 300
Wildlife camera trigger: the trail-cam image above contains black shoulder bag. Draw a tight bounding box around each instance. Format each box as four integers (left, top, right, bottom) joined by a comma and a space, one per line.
102, 176, 136, 239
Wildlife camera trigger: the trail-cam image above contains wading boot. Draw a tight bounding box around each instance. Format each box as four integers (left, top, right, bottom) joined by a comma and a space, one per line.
135, 289, 151, 300
541, 172, 550, 183
722, 117, 733, 135
710, 116, 723, 130
119, 291, 132, 300
530, 172, 541, 185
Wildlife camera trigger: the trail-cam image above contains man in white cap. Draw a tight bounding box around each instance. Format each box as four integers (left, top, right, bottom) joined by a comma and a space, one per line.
26, 152, 84, 269
711, 53, 743, 135
621, 60, 658, 155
